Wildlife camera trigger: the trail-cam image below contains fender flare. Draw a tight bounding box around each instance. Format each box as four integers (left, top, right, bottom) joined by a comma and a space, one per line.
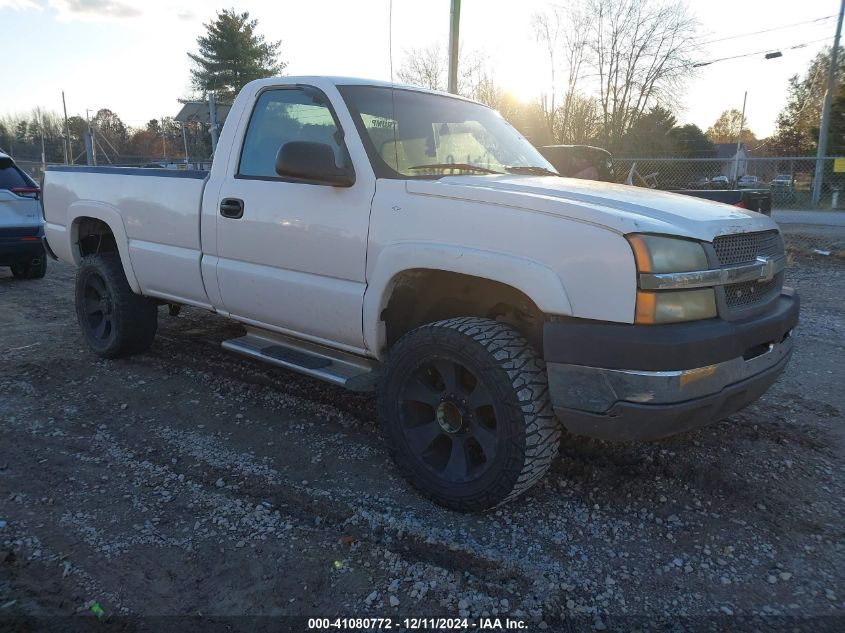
363, 242, 572, 357
67, 201, 141, 293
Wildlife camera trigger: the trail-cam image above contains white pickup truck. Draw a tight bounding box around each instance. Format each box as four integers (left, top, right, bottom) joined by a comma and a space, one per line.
43, 76, 799, 510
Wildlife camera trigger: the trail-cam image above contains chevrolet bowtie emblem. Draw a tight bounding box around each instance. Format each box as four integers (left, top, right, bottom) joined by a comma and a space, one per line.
756, 256, 776, 282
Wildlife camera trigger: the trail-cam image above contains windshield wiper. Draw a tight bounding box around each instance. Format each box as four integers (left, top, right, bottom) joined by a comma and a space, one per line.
505, 165, 559, 177
408, 163, 502, 175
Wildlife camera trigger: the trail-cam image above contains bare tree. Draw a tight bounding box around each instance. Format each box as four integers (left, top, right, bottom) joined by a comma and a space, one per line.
555, 93, 602, 145
532, 9, 563, 138
558, 7, 591, 142
471, 73, 506, 110
706, 109, 757, 145
396, 44, 447, 91
396, 44, 490, 99
457, 49, 489, 101
532, 3, 605, 145
588, 0, 698, 149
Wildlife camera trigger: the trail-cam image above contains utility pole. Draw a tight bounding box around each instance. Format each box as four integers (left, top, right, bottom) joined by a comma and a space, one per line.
161, 117, 167, 160
208, 92, 219, 155
38, 112, 46, 173
733, 91, 747, 184
181, 122, 190, 167
447, 0, 461, 94
812, 0, 845, 207
62, 91, 72, 165
85, 109, 97, 166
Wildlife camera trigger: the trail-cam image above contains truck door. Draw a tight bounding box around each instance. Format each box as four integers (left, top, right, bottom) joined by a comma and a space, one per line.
213, 86, 374, 351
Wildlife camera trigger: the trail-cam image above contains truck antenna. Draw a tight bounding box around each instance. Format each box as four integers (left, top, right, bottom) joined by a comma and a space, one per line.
389, 0, 399, 170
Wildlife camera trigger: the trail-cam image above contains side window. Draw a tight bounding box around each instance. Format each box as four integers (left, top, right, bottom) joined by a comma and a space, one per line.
238, 88, 343, 178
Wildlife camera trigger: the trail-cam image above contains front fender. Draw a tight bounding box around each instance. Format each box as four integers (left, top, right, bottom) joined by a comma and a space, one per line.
364, 242, 572, 357
66, 201, 141, 293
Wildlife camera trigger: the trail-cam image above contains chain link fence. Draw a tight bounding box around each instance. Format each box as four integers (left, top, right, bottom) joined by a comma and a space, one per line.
14, 160, 47, 181
611, 156, 845, 210
13, 155, 845, 212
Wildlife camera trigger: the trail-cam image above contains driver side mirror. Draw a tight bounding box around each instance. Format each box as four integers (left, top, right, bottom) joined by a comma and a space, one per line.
274, 141, 355, 187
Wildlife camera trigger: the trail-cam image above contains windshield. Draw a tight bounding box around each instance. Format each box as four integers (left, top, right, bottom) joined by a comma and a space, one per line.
338, 85, 556, 179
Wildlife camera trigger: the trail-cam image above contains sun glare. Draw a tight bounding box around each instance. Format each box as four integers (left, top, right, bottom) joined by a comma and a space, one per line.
497, 57, 545, 103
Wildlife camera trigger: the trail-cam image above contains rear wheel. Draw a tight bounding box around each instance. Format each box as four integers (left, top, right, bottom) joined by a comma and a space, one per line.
75, 254, 157, 358
379, 317, 560, 511
10, 256, 46, 279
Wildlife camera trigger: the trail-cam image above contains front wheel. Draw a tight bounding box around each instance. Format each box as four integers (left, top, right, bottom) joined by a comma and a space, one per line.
378, 317, 560, 511
75, 254, 158, 358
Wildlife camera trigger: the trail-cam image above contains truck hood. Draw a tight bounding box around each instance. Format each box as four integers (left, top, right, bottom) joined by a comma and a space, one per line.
405, 175, 776, 241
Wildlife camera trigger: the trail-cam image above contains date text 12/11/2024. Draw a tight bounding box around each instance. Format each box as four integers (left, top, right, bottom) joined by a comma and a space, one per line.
307, 617, 528, 630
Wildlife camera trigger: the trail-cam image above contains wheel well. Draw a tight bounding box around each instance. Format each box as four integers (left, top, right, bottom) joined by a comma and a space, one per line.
380, 269, 545, 353
74, 217, 118, 258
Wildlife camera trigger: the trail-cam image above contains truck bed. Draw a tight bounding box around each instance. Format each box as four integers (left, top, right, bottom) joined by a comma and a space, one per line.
43, 165, 212, 306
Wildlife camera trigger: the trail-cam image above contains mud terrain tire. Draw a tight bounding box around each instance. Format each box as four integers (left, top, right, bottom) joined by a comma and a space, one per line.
379, 317, 560, 511
75, 254, 157, 358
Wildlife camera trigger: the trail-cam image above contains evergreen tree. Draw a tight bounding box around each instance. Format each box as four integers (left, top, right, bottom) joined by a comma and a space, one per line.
188, 9, 286, 103
827, 80, 845, 156
93, 109, 128, 149
0, 122, 10, 153
773, 47, 844, 155
620, 106, 677, 156
15, 120, 29, 145
668, 124, 715, 157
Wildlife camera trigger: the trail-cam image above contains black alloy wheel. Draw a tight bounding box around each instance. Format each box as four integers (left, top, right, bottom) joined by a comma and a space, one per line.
81, 270, 115, 344
397, 355, 500, 484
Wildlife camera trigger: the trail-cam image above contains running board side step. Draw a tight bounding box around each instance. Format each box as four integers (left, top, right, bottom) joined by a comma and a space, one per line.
221, 328, 380, 392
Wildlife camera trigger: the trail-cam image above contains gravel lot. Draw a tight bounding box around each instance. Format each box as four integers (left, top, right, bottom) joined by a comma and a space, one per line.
1, 236, 843, 631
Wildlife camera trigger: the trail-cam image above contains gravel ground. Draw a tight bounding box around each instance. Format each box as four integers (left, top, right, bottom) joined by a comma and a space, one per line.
0, 240, 843, 632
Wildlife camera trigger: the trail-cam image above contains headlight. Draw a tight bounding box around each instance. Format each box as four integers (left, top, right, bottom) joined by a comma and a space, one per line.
627, 234, 708, 273
635, 289, 717, 324
627, 234, 716, 324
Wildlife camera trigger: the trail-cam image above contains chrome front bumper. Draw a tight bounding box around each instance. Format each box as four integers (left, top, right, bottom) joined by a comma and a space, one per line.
548, 334, 793, 441
550, 334, 792, 413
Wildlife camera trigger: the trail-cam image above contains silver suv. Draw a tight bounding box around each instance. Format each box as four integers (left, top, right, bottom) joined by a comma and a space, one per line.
0, 153, 46, 279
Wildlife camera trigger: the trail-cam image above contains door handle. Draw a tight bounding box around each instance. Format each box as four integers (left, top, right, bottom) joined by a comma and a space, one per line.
220, 198, 244, 219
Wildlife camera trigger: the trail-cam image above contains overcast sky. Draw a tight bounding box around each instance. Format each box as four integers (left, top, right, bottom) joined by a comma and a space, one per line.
0, 0, 839, 138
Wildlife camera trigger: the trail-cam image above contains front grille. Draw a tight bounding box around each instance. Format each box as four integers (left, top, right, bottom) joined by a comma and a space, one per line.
713, 230, 782, 265
712, 230, 785, 315
723, 273, 782, 309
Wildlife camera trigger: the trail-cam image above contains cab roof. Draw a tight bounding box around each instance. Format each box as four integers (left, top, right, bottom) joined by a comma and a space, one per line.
246, 76, 479, 104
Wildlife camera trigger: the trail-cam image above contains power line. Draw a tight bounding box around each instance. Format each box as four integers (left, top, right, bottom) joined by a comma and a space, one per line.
552, 31, 834, 87
670, 15, 835, 56
698, 15, 835, 47
692, 36, 833, 68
